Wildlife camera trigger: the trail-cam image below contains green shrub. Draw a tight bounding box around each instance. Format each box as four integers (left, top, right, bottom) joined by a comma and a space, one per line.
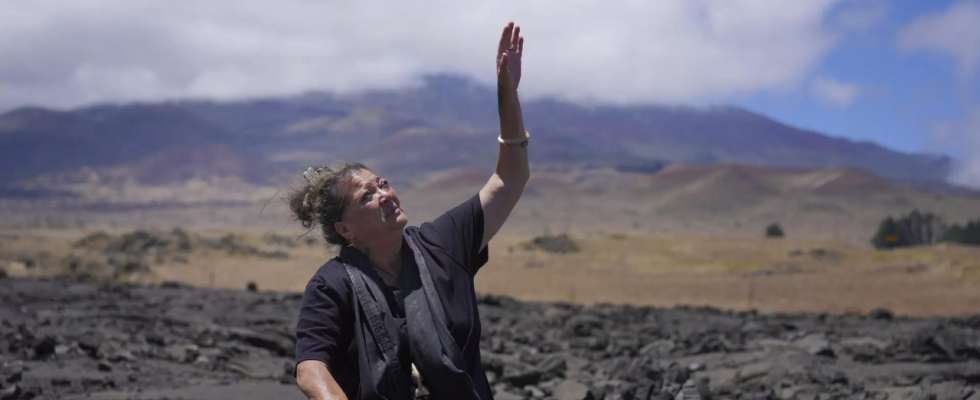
765, 223, 785, 238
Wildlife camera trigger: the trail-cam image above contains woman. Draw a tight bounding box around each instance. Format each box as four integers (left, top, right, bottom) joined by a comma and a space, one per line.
292, 22, 529, 400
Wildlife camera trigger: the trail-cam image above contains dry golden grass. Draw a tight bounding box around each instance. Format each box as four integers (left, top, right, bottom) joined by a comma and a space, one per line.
3, 228, 980, 317
474, 232, 980, 317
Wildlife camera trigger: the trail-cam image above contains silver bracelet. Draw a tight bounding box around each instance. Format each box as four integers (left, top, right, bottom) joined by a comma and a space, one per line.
498, 130, 530, 148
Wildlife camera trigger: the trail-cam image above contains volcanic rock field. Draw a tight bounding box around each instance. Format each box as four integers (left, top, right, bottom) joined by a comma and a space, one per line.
1, 276, 979, 400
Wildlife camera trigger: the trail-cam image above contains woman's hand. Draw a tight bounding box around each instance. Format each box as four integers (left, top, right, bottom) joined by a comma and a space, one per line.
496, 21, 523, 92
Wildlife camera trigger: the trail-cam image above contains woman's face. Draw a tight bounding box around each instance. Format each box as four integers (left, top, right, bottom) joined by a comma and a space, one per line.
335, 169, 408, 244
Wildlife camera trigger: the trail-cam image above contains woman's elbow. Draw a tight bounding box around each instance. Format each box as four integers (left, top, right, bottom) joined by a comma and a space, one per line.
499, 170, 530, 187
517, 169, 531, 185
296, 360, 342, 400
295, 366, 317, 398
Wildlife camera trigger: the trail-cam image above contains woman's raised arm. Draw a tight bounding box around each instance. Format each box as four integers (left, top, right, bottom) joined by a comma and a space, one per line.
479, 21, 530, 251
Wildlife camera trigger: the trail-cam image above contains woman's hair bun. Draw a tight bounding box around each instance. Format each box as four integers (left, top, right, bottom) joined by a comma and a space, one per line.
287, 161, 369, 246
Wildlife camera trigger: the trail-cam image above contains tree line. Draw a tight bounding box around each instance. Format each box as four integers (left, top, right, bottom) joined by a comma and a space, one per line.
871, 210, 980, 249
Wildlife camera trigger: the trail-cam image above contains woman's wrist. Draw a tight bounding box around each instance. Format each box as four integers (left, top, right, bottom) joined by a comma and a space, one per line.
497, 88, 524, 135
497, 86, 519, 110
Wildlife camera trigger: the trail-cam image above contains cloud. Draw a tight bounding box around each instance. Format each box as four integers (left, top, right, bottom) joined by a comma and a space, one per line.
897, 1, 980, 77
898, 1, 980, 188
835, 0, 890, 32
0, 0, 850, 111
811, 77, 861, 107
931, 106, 980, 188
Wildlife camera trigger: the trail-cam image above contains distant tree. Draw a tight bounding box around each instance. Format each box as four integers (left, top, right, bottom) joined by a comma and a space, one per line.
946, 224, 965, 244
964, 221, 979, 244
765, 223, 785, 238
871, 217, 901, 249
944, 220, 980, 245
871, 210, 946, 249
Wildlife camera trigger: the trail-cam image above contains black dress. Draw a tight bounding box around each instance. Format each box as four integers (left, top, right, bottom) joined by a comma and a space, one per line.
295, 193, 492, 399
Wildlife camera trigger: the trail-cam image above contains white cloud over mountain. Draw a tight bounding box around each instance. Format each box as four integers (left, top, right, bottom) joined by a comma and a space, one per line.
811, 77, 861, 108
897, 1, 980, 77
899, 1, 980, 188
0, 0, 850, 111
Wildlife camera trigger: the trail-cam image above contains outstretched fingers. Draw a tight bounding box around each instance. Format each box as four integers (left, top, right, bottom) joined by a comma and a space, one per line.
517, 36, 524, 56
511, 25, 520, 51
498, 21, 514, 55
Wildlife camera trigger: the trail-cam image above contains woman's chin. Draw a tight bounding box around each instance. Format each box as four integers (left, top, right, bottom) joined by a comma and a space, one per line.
389, 211, 408, 227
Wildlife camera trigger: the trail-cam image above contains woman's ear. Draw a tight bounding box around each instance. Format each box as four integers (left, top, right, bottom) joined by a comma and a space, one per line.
334, 221, 352, 242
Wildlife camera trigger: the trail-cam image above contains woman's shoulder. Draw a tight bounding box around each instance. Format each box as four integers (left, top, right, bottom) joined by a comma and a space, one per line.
307, 257, 353, 293
407, 224, 445, 252
411, 193, 486, 273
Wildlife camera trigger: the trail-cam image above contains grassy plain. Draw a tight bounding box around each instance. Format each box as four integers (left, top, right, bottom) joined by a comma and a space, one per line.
3, 228, 979, 317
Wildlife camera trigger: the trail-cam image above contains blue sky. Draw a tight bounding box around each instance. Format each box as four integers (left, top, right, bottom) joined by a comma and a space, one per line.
737, 1, 974, 156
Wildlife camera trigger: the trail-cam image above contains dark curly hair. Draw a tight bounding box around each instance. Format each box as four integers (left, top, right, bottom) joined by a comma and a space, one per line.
288, 161, 370, 246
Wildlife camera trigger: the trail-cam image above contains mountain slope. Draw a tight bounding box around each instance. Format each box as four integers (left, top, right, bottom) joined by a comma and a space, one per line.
0, 104, 235, 185
183, 75, 950, 181
0, 74, 954, 188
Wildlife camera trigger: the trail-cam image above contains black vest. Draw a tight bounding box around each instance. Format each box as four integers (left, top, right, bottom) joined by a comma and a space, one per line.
338, 227, 481, 400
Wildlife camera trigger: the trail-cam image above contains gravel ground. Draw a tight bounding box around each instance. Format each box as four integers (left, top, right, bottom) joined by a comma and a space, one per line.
1, 276, 978, 400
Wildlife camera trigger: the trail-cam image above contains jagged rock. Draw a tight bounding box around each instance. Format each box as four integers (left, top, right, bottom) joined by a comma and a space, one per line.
228, 327, 293, 357
159, 281, 192, 290
162, 345, 199, 363
553, 380, 594, 400
695, 378, 711, 400
54, 344, 70, 356
481, 351, 511, 377
675, 379, 700, 400
1, 361, 25, 383
107, 348, 136, 363
501, 368, 543, 387
32, 336, 57, 360
0, 384, 21, 400
98, 361, 112, 372
663, 363, 690, 386
1, 277, 979, 399
778, 385, 822, 400
144, 333, 167, 347
904, 330, 960, 362
922, 381, 973, 400
565, 315, 604, 338
868, 308, 894, 321
51, 378, 70, 387
78, 333, 103, 358
538, 354, 568, 380
840, 336, 888, 363
495, 391, 525, 400
640, 340, 675, 357
795, 333, 835, 358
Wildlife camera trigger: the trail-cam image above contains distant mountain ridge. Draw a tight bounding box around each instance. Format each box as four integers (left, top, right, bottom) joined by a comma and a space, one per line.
0, 104, 234, 184
0, 74, 952, 188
